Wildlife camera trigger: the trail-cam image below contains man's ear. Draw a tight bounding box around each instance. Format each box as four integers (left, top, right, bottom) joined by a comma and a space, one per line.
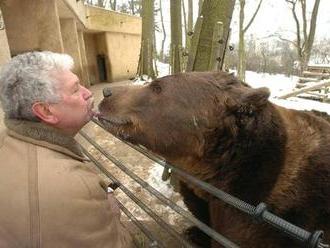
32, 102, 59, 124
241, 87, 270, 108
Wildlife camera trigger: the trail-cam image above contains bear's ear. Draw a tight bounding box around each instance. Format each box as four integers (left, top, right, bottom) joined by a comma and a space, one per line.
241, 87, 270, 108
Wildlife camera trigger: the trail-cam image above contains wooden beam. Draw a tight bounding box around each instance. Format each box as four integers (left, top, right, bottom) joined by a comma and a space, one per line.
278, 79, 330, 99
303, 71, 330, 78
298, 77, 320, 83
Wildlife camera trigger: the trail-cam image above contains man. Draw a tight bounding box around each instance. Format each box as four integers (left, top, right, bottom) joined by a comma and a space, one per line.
0, 51, 133, 247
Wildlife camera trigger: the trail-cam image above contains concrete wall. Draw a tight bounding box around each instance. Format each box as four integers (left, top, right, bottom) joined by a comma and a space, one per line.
61, 0, 87, 26
105, 32, 140, 81
86, 6, 141, 35
0, 0, 63, 55
96, 33, 112, 82
0, 30, 10, 66
60, 18, 85, 86
78, 31, 90, 87
84, 33, 99, 85
0, 0, 142, 84
85, 6, 141, 82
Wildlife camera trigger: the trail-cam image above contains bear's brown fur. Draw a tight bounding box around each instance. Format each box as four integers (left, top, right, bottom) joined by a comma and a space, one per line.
98, 71, 330, 248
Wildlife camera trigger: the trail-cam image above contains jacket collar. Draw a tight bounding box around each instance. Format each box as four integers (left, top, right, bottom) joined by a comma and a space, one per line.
4, 118, 88, 161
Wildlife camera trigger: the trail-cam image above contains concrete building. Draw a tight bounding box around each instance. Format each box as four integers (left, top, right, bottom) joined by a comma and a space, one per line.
0, 0, 142, 86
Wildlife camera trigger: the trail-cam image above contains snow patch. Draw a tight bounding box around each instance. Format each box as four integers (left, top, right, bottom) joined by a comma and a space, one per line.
146, 163, 176, 198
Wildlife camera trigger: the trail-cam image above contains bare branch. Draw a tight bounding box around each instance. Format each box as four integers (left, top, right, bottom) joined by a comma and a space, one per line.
274, 35, 298, 47
243, 0, 263, 33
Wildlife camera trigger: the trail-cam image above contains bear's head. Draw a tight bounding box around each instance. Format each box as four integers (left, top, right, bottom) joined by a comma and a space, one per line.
98, 71, 270, 163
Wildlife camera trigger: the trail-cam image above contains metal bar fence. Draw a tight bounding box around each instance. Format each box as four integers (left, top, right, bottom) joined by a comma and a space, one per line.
80, 145, 196, 248
79, 130, 239, 248
80, 118, 328, 248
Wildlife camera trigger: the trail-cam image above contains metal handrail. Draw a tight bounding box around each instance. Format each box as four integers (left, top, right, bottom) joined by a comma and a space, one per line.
79, 130, 239, 248
117, 199, 164, 248
80, 145, 194, 248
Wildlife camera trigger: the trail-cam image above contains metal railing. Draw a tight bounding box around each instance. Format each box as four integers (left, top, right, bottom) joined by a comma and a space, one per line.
77, 118, 329, 248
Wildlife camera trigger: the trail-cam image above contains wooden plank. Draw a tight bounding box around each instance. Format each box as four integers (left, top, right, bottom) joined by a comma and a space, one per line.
298, 77, 320, 83
300, 92, 329, 98
303, 71, 330, 78
307, 64, 330, 72
278, 79, 330, 99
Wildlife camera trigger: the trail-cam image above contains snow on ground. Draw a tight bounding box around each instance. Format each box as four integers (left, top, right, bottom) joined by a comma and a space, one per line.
146, 164, 175, 198
157, 61, 171, 78
244, 71, 298, 97
146, 163, 186, 208
244, 70, 330, 115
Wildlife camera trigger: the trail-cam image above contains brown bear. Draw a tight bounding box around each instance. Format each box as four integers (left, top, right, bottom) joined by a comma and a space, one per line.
98, 71, 330, 248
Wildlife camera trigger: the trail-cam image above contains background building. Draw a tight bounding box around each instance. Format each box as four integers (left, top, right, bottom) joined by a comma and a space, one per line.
0, 0, 142, 86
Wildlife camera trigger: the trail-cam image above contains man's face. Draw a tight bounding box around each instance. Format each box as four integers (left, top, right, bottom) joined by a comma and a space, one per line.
50, 70, 94, 135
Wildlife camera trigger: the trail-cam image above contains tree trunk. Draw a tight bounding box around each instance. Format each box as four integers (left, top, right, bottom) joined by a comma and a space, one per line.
159, 0, 166, 62
153, 24, 158, 77
301, 0, 321, 72
170, 0, 183, 74
238, 0, 246, 81
198, 0, 203, 15
187, 0, 235, 72
238, 0, 263, 81
182, 0, 187, 38
261, 51, 267, 73
286, 0, 321, 75
110, 0, 117, 10
97, 0, 104, 7
187, 0, 193, 52
137, 0, 156, 78
130, 0, 135, 15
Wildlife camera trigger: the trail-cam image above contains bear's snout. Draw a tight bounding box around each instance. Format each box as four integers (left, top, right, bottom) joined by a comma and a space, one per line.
103, 87, 112, 98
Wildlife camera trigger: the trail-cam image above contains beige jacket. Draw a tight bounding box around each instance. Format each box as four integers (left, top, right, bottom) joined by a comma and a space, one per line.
0, 119, 133, 248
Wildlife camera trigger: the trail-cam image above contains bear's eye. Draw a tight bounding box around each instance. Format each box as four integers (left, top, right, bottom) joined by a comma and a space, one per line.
150, 83, 162, 94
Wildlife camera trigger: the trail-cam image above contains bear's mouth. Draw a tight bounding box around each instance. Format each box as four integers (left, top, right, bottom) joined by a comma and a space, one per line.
98, 116, 132, 126
97, 115, 134, 140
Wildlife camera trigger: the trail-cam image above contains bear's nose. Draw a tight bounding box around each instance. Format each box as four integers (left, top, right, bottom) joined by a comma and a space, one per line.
103, 87, 112, 98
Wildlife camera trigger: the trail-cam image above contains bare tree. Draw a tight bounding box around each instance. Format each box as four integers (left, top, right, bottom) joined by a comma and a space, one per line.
198, 0, 203, 15
97, 0, 105, 7
170, 0, 183, 74
182, 0, 187, 43
130, 0, 135, 14
237, 0, 263, 81
137, 0, 156, 78
311, 38, 330, 64
187, 0, 193, 52
159, 0, 166, 61
182, 0, 193, 53
187, 0, 235, 72
284, 0, 321, 74
110, 0, 117, 10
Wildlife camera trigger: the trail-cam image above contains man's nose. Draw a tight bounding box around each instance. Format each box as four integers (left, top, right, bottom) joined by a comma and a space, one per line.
103, 87, 112, 98
82, 86, 92, 100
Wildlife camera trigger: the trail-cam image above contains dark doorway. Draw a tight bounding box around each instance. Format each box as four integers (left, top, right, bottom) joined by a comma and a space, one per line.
97, 54, 107, 82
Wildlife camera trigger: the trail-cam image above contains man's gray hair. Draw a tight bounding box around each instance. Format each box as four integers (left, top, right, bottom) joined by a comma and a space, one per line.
0, 51, 74, 120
